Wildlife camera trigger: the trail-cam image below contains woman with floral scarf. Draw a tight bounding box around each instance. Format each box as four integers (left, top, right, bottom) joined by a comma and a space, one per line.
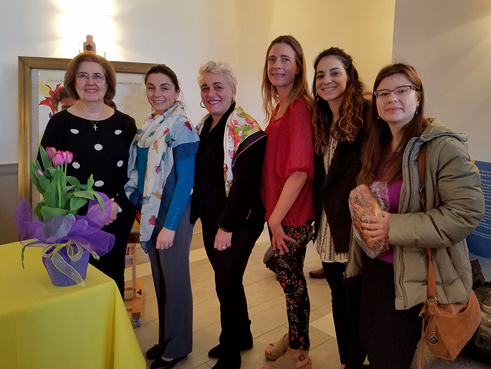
125, 65, 199, 369
191, 61, 267, 369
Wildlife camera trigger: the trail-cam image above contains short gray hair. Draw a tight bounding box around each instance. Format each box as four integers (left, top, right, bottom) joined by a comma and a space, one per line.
198, 61, 238, 88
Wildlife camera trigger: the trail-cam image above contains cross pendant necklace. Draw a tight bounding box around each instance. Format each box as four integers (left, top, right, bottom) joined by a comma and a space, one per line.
91, 120, 99, 131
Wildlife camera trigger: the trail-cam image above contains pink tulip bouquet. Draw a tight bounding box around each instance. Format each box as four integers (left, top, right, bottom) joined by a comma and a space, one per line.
31, 146, 104, 221
14, 146, 115, 286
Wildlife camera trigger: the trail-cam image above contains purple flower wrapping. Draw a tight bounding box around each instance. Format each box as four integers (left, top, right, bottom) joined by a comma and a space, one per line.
14, 192, 115, 285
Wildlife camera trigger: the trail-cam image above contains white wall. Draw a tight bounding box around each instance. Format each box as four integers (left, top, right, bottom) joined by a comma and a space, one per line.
392, 0, 491, 161
0, 0, 394, 243
393, 0, 491, 279
0, 0, 394, 164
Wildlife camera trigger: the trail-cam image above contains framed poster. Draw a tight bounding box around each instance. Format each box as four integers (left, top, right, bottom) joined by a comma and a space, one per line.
18, 56, 154, 202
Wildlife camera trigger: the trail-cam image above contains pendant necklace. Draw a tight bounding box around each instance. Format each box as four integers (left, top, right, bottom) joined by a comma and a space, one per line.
89, 109, 105, 131
90, 120, 99, 131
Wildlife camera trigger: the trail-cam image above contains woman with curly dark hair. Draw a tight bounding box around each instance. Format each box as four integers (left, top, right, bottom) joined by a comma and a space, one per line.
312, 47, 369, 369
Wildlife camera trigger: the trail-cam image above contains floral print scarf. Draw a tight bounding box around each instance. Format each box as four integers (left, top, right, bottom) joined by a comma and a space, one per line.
196, 104, 262, 196
125, 103, 191, 247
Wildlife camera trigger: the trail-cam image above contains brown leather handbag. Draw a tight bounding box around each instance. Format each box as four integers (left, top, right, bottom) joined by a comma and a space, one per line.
417, 144, 481, 367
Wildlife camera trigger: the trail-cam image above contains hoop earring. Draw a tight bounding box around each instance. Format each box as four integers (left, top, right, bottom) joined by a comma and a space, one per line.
415, 106, 419, 115
200, 101, 205, 108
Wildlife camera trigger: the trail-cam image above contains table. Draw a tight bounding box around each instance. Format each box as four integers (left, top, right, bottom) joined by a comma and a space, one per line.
0, 242, 145, 369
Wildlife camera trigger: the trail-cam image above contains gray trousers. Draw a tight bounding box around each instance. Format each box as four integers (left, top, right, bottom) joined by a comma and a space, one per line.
147, 202, 193, 358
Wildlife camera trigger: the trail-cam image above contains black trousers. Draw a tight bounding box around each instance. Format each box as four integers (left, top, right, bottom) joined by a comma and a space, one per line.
90, 205, 135, 297
201, 218, 263, 361
359, 255, 422, 369
323, 261, 367, 368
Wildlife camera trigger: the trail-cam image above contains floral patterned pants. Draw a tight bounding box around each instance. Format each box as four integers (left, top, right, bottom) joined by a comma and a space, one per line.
271, 222, 312, 350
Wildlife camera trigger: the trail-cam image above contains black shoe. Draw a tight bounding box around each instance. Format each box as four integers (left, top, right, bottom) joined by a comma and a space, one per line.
208, 340, 253, 358
150, 356, 186, 369
208, 344, 222, 358
146, 344, 165, 360
212, 357, 241, 369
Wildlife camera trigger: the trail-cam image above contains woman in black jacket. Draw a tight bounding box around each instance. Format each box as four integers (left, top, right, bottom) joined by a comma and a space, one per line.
312, 47, 368, 369
191, 60, 266, 369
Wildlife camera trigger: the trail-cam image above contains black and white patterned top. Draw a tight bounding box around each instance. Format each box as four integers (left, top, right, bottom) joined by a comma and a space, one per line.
40, 109, 137, 209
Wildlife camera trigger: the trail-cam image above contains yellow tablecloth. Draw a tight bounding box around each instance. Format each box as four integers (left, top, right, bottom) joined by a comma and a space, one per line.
0, 242, 145, 369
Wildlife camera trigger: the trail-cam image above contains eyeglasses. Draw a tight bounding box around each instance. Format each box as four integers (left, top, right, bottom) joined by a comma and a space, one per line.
373, 85, 419, 99
76, 72, 106, 82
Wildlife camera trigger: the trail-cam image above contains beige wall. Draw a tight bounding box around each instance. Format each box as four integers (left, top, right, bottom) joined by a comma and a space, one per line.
0, 0, 395, 242
392, 0, 491, 161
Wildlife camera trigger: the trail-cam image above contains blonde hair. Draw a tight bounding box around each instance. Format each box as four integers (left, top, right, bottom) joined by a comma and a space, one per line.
261, 35, 313, 122
197, 60, 238, 88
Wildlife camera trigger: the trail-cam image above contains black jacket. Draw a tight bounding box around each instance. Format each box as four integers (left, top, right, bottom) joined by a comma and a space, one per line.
190, 105, 266, 232
313, 104, 368, 253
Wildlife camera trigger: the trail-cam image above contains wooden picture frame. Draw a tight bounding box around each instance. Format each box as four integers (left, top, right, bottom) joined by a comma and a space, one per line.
17, 56, 154, 202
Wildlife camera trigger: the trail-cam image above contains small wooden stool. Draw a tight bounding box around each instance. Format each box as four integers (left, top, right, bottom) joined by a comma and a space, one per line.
125, 225, 144, 327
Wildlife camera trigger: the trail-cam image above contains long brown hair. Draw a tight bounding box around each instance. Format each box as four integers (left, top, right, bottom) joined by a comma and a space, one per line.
311, 47, 366, 155
358, 63, 429, 185
261, 35, 313, 122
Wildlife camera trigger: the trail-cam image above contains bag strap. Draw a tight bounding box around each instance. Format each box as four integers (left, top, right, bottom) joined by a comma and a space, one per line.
418, 143, 435, 369
418, 144, 437, 298
418, 143, 427, 212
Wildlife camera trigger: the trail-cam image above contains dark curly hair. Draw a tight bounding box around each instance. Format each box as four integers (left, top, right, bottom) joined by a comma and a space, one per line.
311, 47, 366, 155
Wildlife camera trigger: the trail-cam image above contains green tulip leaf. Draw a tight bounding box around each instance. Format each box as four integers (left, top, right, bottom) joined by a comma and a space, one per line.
42, 180, 58, 208
72, 190, 96, 199
86, 175, 94, 188
93, 191, 105, 212
30, 168, 43, 193
33, 202, 44, 221
37, 171, 51, 192
69, 196, 87, 212
67, 176, 81, 186
39, 146, 52, 171
40, 206, 69, 221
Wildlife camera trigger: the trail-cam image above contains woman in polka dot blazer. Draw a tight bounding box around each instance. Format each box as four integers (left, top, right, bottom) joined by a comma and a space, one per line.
40, 51, 137, 296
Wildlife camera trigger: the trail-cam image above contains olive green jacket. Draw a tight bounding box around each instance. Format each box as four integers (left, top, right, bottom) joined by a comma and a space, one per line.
346, 119, 485, 310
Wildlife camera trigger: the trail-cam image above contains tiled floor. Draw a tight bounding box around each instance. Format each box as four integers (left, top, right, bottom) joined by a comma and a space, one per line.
124, 230, 491, 369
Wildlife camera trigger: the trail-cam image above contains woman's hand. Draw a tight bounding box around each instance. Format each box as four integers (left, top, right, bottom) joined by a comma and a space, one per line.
214, 229, 232, 251
266, 171, 307, 255
106, 198, 118, 225
362, 211, 390, 242
156, 228, 176, 250
268, 220, 295, 255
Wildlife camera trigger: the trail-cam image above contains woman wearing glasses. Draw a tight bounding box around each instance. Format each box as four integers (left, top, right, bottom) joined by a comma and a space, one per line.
345, 63, 484, 369
40, 51, 137, 296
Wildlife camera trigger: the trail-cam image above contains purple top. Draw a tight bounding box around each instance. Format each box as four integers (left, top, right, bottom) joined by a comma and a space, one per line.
377, 178, 402, 263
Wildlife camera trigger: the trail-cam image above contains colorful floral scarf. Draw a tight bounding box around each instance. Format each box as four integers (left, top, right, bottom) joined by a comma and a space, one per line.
196, 105, 262, 196
125, 103, 194, 247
